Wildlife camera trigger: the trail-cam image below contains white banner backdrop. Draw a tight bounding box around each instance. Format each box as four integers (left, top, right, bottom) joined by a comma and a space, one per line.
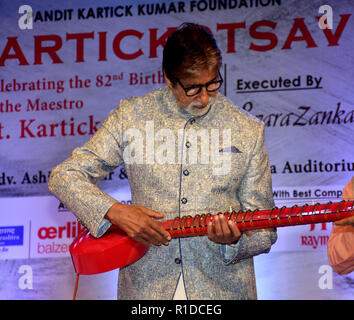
0, 0, 353, 299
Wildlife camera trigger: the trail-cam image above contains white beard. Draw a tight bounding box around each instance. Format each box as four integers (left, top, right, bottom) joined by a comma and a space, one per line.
184, 96, 216, 116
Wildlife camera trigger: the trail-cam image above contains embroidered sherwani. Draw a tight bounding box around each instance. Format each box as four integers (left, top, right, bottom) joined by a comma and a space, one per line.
48, 86, 277, 300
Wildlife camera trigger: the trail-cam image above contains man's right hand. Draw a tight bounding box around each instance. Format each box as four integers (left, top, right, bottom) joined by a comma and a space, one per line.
105, 202, 171, 246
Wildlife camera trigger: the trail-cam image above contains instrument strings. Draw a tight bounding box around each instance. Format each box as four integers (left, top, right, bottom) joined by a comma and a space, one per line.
168, 200, 354, 232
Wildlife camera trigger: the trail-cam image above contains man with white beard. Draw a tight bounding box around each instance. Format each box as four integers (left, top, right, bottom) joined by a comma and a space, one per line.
48, 23, 277, 300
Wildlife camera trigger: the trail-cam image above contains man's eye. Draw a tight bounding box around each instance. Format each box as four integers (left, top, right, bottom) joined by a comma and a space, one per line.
207, 82, 219, 90
186, 87, 200, 94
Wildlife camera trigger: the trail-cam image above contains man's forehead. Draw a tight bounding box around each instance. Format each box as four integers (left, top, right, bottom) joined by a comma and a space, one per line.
181, 69, 218, 86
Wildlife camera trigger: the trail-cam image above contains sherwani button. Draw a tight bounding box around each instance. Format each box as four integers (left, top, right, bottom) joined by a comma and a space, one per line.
181, 197, 188, 204
185, 141, 191, 148
175, 258, 181, 264
183, 169, 189, 176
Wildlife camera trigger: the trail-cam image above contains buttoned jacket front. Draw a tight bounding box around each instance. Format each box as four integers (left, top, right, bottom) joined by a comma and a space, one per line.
48, 86, 277, 300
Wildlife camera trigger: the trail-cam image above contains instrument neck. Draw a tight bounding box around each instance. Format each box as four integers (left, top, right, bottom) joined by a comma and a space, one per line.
160, 201, 354, 238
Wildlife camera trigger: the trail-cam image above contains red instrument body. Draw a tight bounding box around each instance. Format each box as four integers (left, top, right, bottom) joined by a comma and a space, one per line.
70, 201, 354, 275
69, 225, 148, 275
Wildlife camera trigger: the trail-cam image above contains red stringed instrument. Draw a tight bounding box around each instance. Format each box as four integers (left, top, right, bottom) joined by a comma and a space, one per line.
70, 200, 354, 276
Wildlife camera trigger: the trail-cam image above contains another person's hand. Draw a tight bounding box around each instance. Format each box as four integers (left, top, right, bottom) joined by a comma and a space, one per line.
334, 216, 354, 227
105, 202, 171, 246
207, 214, 250, 244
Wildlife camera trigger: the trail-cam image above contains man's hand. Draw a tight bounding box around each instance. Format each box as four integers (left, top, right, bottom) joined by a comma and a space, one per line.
334, 216, 354, 227
105, 202, 171, 246
207, 214, 250, 244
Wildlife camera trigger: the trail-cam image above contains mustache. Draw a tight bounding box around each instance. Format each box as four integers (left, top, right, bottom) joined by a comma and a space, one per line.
191, 97, 216, 107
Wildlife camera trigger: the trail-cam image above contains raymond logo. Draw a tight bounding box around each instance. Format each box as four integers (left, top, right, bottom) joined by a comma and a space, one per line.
310, 222, 328, 231
301, 222, 329, 249
301, 234, 329, 249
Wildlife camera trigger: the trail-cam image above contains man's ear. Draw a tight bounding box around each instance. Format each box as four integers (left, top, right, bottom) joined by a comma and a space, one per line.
164, 71, 174, 89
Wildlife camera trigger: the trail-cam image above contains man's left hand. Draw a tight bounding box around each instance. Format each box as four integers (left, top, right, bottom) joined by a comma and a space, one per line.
207, 214, 250, 244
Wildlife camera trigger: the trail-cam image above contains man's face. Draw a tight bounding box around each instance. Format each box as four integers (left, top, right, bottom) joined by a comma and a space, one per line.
166, 69, 219, 116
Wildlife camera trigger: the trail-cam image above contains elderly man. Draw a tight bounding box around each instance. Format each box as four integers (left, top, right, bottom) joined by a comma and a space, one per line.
48, 23, 277, 300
